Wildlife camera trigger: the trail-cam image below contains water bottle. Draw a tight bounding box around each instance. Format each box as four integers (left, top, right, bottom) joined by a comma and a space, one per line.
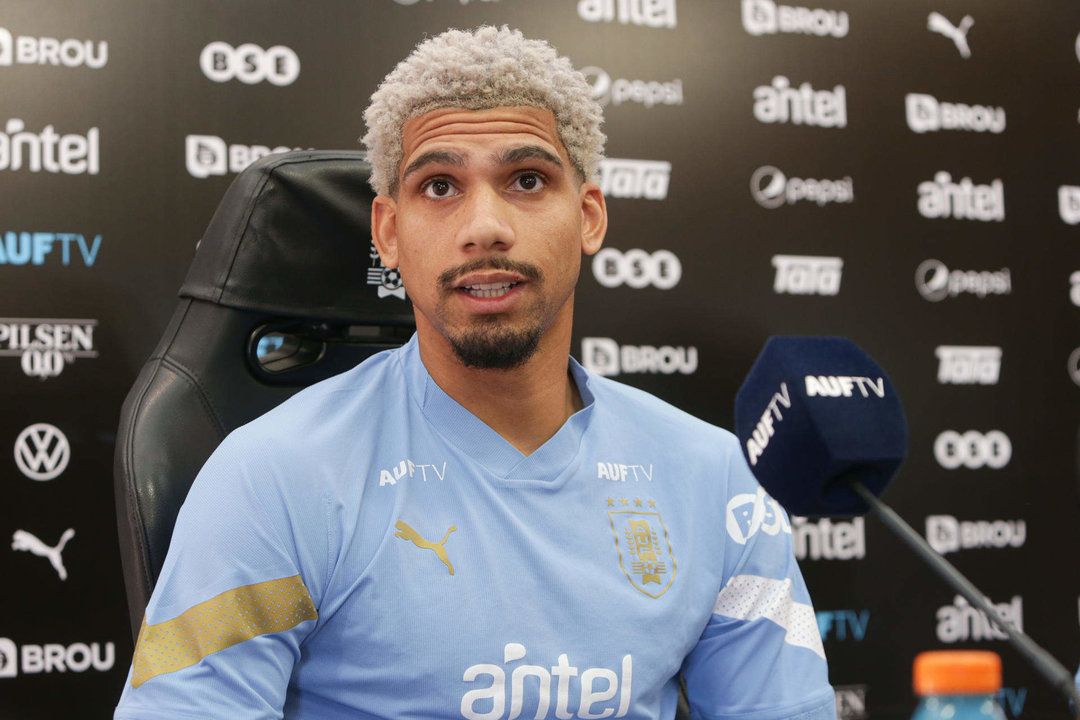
911, 650, 1006, 720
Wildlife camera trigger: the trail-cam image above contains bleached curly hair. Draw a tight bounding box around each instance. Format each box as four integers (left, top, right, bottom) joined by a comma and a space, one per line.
362, 26, 605, 196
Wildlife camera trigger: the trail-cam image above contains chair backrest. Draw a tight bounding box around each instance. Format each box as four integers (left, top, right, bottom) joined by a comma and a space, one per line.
113, 151, 414, 639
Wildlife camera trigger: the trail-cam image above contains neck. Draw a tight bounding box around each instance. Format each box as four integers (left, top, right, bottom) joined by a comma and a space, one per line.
416, 306, 581, 456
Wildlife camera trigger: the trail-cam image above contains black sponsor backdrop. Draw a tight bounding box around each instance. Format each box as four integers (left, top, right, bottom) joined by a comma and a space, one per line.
0, 1, 1077, 718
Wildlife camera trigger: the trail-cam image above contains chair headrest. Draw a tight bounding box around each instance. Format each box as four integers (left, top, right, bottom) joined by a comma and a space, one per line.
179, 150, 413, 326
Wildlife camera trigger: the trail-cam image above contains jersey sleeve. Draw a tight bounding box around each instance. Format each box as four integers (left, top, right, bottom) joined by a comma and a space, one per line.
681, 447, 836, 720
114, 429, 328, 720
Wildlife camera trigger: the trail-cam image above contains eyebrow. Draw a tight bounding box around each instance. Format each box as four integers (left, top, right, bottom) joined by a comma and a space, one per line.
401, 150, 465, 183
495, 145, 564, 170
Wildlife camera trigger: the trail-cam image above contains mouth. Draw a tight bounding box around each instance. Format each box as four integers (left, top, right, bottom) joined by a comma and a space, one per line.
458, 281, 522, 299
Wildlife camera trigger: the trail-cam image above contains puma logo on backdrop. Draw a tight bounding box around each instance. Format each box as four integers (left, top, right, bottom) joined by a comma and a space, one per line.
12, 528, 75, 580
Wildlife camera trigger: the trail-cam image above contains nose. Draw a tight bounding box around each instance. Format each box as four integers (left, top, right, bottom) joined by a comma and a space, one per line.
457, 184, 515, 253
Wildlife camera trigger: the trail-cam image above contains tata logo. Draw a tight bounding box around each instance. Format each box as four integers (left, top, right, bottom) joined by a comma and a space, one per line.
0, 319, 97, 379
0, 638, 115, 677
577, 0, 676, 28
772, 254, 843, 296
592, 248, 681, 290
13, 423, 70, 480
0, 119, 99, 175
935, 345, 1001, 385
185, 135, 302, 178
0, 27, 108, 68
750, 166, 853, 209
580, 67, 684, 109
725, 487, 791, 545
933, 430, 1011, 470
596, 159, 671, 200
199, 42, 299, 85
914, 259, 1011, 302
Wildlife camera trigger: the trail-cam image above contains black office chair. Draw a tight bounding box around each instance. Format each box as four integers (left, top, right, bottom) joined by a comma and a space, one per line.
113, 150, 415, 640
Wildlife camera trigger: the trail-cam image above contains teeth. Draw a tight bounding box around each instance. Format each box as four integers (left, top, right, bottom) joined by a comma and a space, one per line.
463, 282, 516, 299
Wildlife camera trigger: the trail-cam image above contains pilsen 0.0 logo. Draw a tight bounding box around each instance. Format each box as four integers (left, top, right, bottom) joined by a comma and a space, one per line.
0, 318, 97, 379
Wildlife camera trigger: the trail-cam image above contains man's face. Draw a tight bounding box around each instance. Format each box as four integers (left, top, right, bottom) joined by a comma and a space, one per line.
371, 105, 606, 370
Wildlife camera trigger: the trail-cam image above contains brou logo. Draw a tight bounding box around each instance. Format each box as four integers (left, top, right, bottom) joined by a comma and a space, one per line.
935, 345, 1001, 385
905, 93, 1005, 134
592, 248, 681, 290
0, 27, 108, 68
914, 259, 1011, 302
185, 135, 302, 178
461, 644, 633, 720
0, 232, 101, 267
199, 42, 299, 85
750, 166, 853, 208
0, 119, 98, 175
595, 159, 671, 200
0, 638, 114, 677
581, 338, 697, 377
580, 67, 683, 109
0, 319, 97, 380
741, 0, 849, 38
772, 254, 843, 296
925, 515, 1025, 555
917, 172, 1004, 221
13, 423, 70, 480
753, 76, 847, 128
577, 0, 676, 28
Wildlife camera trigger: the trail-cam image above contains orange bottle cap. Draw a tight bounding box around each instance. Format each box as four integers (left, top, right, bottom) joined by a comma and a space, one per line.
913, 650, 1002, 695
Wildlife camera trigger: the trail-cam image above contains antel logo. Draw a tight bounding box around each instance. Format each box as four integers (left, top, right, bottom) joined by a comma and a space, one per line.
199, 42, 299, 86
581, 337, 697, 377
917, 172, 1004, 222
577, 0, 677, 28
933, 430, 1011, 470
592, 248, 681, 290
791, 516, 865, 561
14, 423, 70, 481
580, 67, 684, 109
772, 254, 843, 296
0, 318, 98, 379
185, 135, 301, 178
0, 119, 99, 175
937, 595, 1022, 643
914, 259, 1012, 302
0, 638, 115, 677
1058, 186, 1080, 225
935, 345, 1001, 385
0, 27, 108, 68
753, 76, 847, 128
750, 166, 853, 209
596, 159, 671, 200
741, 0, 849, 38
905, 93, 1005, 134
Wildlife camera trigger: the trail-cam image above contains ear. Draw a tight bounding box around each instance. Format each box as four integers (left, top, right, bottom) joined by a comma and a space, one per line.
370, 195, 399, 268
579, 182, 607, 256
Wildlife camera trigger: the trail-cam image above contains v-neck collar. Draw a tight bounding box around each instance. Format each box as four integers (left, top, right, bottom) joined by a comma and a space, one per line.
398, 335, 594, 482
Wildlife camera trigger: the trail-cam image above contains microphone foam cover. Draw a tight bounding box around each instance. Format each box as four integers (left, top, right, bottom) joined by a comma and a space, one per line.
734, 336, 908, 516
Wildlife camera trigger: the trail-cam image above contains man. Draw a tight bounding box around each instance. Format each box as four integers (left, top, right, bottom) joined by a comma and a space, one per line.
115, 26, 835, 720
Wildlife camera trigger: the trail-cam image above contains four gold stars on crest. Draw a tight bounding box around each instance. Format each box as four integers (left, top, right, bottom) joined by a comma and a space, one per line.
606, 497, 657, 508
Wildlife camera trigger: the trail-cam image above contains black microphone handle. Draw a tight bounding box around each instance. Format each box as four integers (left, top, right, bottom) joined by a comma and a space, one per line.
848, 481, 1080, 718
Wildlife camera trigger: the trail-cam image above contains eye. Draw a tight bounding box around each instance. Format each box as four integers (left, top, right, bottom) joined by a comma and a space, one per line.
422, 178, 459, 198
512, 172, 545, 192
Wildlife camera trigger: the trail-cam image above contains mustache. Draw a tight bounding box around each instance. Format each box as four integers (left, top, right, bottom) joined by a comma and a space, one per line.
438, 257, 543, 289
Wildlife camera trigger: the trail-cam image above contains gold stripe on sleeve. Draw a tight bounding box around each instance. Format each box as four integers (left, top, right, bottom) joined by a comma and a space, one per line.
130, 574, 318, 688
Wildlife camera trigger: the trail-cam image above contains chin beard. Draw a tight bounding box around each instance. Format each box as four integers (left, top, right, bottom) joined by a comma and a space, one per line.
448, 321, 542, 370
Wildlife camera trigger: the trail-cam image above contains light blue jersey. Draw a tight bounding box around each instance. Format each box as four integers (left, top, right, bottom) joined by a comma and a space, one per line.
115, 336, 835, 720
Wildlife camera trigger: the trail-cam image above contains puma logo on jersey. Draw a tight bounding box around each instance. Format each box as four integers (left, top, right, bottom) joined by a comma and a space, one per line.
395, 520, 457, 575
12, 528, 75, 580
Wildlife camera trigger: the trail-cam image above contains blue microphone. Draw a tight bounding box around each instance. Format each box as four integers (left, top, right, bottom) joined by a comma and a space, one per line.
734, 335, 907, 516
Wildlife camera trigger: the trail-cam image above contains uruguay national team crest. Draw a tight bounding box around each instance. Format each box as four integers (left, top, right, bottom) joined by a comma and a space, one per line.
608, 500, 675, 598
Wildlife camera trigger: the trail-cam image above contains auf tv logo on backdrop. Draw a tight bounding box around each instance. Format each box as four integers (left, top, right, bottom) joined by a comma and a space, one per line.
0, 232, 101, 267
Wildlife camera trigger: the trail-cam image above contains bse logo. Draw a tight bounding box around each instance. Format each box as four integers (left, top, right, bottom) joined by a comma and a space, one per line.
581, 338, 697, 377
933, 430, 1011, 470
772, 255, 843, 296
935, 345, 1001, 385
905, 93, 1005, 134
0, 119, 99, 175
199, 42, 299, 86
0, 318, 98, 379
914, 259, 1011, 302
926, 514, 1026, 555
750, 166, 853, 209
0, 27, 108, 68
596, 159, 671, 200
726, 487, 791, 545
917, 172, 1004, 222
742, 0, 849, 38
577, 0, 677, 28
580, 67, 683, 109
13, 423, 70, 480
753, 77, 846, 128
185, 135, 301, 178
1059, 186, 1080, 225
592, 248, 681, 290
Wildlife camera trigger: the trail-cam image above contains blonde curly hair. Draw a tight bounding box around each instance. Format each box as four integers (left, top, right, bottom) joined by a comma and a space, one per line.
362, 26, 605, 196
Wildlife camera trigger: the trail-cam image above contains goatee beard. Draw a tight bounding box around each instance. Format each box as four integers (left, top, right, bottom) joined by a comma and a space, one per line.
447, 319, 543, 370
